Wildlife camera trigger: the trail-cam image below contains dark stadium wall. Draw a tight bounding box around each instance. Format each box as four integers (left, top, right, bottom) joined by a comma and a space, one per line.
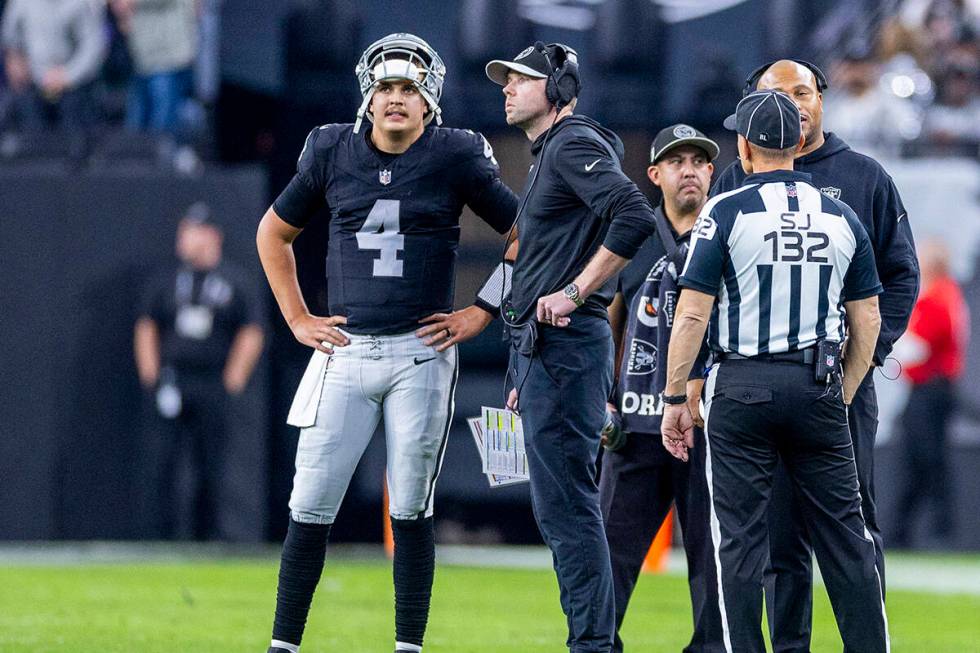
0, 165, 269, 542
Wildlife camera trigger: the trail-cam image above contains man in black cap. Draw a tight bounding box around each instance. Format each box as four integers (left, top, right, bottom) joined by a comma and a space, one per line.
485, 43, 657, 652
711, 60, 917, 652
598, 124, 725, 653
662, 90, 890, 652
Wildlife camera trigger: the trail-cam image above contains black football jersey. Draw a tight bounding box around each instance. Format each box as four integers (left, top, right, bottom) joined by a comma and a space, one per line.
274, 124, 517, 335
139, 262, 265, 372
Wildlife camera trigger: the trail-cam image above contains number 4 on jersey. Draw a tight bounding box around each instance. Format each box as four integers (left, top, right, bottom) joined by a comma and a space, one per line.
356, 199, 404, 277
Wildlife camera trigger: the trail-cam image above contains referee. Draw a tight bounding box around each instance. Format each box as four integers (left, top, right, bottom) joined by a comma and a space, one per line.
485, 43, 656, 652
662, 90, 890, 652
712, 60, 918, 651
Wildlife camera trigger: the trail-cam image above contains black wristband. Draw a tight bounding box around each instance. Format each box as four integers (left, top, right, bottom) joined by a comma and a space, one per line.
661, 393, 687, 405
474, 261, 513, 318
474, 297, 499, 318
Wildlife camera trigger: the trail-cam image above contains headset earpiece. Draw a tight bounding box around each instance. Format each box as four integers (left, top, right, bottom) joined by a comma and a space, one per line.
537, 42, 581, 110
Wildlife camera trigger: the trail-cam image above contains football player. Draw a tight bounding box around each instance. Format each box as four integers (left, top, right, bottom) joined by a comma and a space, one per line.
256, 34, 518, 653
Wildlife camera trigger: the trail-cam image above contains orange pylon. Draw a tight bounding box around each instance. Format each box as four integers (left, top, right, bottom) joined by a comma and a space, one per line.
641, 507, 674, 574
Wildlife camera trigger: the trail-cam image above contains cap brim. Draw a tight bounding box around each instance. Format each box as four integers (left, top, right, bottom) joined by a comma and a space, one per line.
722, 113, 737, 131
652, 136, 721, 163
485, 60, 548, 86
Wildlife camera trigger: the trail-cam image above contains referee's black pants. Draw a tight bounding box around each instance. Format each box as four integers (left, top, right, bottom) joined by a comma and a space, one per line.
766, 371, 884, 651
599, 426, 725, 652
510, 316, 616, 653
703, 360, 888, 653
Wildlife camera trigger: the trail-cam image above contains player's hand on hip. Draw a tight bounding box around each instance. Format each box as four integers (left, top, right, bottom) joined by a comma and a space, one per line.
686, 378, 705, 428
416, 305, 493, 352
535, 292, 575, 327
661, 403, 694, 462
288, 313, 349, 353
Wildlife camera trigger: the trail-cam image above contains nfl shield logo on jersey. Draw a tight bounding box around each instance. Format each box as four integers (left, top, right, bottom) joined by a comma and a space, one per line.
821, 186, 841, 199
379, 169, 392, 185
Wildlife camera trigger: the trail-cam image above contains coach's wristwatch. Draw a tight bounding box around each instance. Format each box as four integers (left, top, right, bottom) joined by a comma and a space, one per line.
563, 283, 585, 307
661, 393, 687, 405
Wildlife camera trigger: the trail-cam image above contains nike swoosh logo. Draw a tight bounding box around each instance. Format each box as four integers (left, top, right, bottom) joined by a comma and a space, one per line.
413, 356, 436, 365
585, 158, 602, 171
897, 213, 907, 223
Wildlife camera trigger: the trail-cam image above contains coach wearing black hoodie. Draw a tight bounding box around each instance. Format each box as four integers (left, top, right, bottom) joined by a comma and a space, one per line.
712, 59, 919, 652
485, 43, 656, 652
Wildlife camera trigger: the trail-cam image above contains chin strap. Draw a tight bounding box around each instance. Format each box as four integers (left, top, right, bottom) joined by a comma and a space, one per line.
353, 87, 376, 134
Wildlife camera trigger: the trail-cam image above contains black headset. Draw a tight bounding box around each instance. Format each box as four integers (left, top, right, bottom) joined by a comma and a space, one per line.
536, 41, 581, 109
740, 59, 829, 97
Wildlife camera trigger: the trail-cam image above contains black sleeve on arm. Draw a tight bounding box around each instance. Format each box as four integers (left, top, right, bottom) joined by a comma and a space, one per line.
138, 271, 167, 322
842, 206, 884, 301
555, 137, 656, 259
273, 174, 325, 228
460, 133, 519, 234
870, 173, 919, 364
240, 273, 269, 330
272, 127, 329, 228
464, 164, 518, 234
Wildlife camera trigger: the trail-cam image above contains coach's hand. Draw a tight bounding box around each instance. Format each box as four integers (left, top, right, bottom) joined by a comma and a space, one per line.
288, 313, 349, 353
506, 388, 519, 412
661, 403, 694, 462
535, 292, 575, 327
417, 305, 493, 352
687, 378, 705, 428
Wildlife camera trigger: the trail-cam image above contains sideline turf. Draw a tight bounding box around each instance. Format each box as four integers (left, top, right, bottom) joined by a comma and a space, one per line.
1, 558, 978, 651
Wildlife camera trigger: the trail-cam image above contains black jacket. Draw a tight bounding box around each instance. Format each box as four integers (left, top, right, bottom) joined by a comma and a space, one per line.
711, 132, 919, 365
509, 115, 656, 324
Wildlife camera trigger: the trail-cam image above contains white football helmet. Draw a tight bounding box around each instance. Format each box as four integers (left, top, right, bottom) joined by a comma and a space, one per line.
353, 33, 446, 133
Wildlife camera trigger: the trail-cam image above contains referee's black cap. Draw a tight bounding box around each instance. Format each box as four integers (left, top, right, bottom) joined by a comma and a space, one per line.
650, 124, 719, 163
723, 90, 801, 149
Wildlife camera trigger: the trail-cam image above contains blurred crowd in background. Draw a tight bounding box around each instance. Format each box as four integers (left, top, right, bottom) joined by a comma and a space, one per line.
0, 0, 218, 170
821, 0, 979, 158
0, 0, 976, 169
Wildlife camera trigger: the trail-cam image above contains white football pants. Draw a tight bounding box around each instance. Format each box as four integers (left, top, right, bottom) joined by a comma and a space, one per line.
287, 330, 458, 524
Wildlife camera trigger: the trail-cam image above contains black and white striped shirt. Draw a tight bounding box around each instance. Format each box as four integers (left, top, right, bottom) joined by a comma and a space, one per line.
679, 170, 882, 356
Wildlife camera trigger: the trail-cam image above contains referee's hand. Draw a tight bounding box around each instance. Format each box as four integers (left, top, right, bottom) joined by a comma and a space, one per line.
535, 292, 575, 327
661, 403, 694, 462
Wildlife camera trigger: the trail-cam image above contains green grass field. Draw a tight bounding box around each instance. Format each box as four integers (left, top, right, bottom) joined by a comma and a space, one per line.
2, 551, 978, 652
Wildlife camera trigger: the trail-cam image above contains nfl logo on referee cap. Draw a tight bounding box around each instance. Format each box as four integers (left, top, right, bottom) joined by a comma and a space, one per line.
379, 169, 392, 185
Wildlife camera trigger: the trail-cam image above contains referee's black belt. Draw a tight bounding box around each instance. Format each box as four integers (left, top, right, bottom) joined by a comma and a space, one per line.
719, 347, 816, 365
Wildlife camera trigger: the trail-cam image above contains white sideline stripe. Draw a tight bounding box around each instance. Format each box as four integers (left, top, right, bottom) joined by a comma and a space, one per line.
701, 364, 733, 653
1, 543, 979, 595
